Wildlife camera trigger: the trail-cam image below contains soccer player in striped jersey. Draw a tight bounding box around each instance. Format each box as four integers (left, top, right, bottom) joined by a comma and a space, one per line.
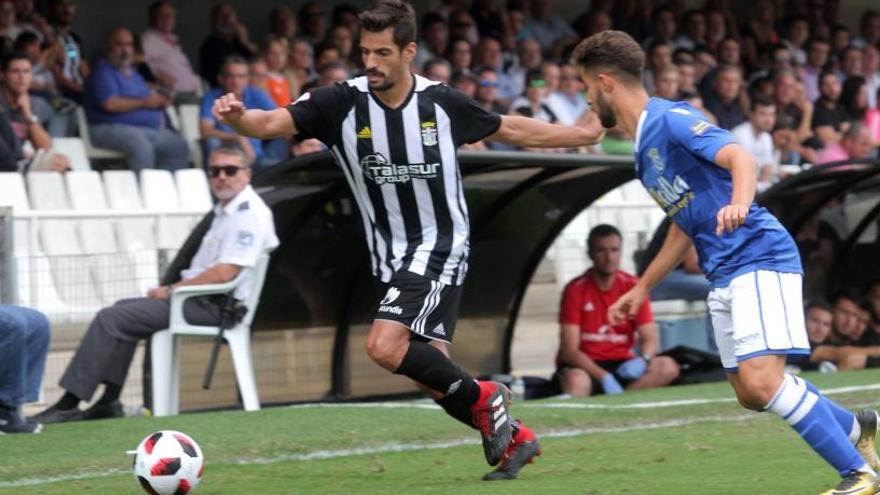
213, 0, 605, 480
572, 30, 880, 494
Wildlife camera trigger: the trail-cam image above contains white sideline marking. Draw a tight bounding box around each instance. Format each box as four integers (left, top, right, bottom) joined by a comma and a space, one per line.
525, 383, 880, 410
284, 383, 880, 411
1, 386, 877, 489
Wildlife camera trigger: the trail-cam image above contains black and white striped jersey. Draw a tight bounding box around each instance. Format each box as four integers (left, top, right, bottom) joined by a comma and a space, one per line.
287, 75, 501, 286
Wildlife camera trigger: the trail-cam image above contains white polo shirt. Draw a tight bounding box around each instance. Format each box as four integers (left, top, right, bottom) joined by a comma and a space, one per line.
181, 185, 279, 300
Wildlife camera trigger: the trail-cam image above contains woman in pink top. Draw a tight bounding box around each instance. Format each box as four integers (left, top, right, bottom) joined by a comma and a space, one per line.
867, 87, 880, 145
260, 35, 293, 107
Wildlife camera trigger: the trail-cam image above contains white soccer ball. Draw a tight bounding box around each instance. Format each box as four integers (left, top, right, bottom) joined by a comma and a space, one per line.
132, 430, 204, 495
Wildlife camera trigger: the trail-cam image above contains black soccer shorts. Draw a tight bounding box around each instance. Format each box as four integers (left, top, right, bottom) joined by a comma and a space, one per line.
374, 270, 463, 343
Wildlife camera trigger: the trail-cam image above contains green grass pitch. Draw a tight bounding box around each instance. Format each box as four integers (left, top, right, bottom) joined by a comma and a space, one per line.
2, 369, 878, 494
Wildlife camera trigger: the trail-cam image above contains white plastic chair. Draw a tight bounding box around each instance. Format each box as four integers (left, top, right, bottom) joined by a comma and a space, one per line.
104, 170, 158, 251
177, 104, 203, 169
74, 106, 126, 162
102, 170, 161, 295
150, 250, 274, 417
26, 172, 102, 319
140, 169, 192, 250
174, 168, 213, 212
50, 137, 92, 171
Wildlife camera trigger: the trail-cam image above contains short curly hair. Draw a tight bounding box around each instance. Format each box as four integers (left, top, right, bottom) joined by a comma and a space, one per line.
570, 30, 645, 83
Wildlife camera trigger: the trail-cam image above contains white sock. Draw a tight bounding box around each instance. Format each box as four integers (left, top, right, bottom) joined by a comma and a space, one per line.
849, 416, 862, 445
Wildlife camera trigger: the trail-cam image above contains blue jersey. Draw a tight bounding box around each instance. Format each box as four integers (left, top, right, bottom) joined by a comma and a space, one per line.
633, 98, 802, 288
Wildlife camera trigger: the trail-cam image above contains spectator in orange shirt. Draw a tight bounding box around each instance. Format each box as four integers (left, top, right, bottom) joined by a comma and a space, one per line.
556, 224, 680, 396
260, 35, 293, 107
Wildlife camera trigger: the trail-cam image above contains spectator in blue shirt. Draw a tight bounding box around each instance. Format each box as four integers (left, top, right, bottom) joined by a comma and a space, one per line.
85, 27, 188, 171
201, 55, 285, 170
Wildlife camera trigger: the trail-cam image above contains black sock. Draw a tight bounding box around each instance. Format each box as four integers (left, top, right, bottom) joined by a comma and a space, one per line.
55, 392, 81, 410
394, 340, 481, 405
435, 394, 477, 429
98, 383, 122, 404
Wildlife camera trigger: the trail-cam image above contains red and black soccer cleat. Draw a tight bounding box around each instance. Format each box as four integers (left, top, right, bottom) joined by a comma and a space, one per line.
470, 380, 513, 466
483, 419, 542, 480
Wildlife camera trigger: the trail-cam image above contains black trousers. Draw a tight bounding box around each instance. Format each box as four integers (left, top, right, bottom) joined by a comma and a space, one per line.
59, 297, 222, 401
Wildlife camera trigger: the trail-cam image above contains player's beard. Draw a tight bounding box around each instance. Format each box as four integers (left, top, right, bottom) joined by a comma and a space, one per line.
367, 69, 394, 91
595, 91, 617, 128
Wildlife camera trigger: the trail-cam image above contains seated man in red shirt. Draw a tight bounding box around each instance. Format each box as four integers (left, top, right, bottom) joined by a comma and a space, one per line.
556, 224, 680, 396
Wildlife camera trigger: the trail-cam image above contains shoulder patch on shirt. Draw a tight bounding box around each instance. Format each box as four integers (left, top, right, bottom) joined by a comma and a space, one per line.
691, 121, 712, 135
670, 108, 691, 115
237, 201, 250, 211
237, 230, 254, 247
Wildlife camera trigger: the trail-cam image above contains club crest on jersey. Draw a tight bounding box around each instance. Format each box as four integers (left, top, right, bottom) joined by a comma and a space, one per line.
360, 152, 440, 185
420, 121, 438, 146
647, 147, 665, 173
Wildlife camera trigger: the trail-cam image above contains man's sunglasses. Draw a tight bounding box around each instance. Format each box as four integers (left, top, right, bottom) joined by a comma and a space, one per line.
209, 165, 247, 178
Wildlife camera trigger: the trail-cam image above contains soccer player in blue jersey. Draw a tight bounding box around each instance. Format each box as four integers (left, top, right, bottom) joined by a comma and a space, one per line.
571, 30, 880, 495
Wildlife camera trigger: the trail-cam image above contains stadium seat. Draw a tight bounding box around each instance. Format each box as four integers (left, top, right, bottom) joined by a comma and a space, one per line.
65, 171, 145, 304
174, 168, 213, 212
103, 170, 158, 251
51, 137, 92, 171
165, 106, 181, 133
74, 106, 126, 162
140, 169, 192, 250
103, 170, 161, 295
177, 104, 203, 169
26, 172, 103, 319
150, 249, 274, 416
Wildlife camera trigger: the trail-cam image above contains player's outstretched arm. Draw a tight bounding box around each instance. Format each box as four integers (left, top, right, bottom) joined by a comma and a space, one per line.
487, 111, 605, 148
714, 143, 757, 236
212, 92, 296, 140
608, 223, 692, 325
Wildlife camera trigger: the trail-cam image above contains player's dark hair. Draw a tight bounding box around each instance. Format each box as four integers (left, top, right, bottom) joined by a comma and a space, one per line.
359, 0, 417, 50
570, 30, 645, 84
587, 224, 622, 252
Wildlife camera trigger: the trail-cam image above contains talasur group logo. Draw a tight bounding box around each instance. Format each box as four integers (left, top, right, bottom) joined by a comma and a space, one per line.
360, 153, 440, 185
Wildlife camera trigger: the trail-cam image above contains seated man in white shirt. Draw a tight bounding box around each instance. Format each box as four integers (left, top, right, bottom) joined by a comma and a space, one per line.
731, 93, 778, 191
31, 145, 279, 424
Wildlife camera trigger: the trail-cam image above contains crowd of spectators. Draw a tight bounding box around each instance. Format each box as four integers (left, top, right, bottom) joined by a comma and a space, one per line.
2, 0, 880, 173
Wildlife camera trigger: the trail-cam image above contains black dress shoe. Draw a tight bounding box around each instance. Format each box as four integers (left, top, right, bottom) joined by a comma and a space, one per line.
82, 400, 124, 421
29, 405, 83, 425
